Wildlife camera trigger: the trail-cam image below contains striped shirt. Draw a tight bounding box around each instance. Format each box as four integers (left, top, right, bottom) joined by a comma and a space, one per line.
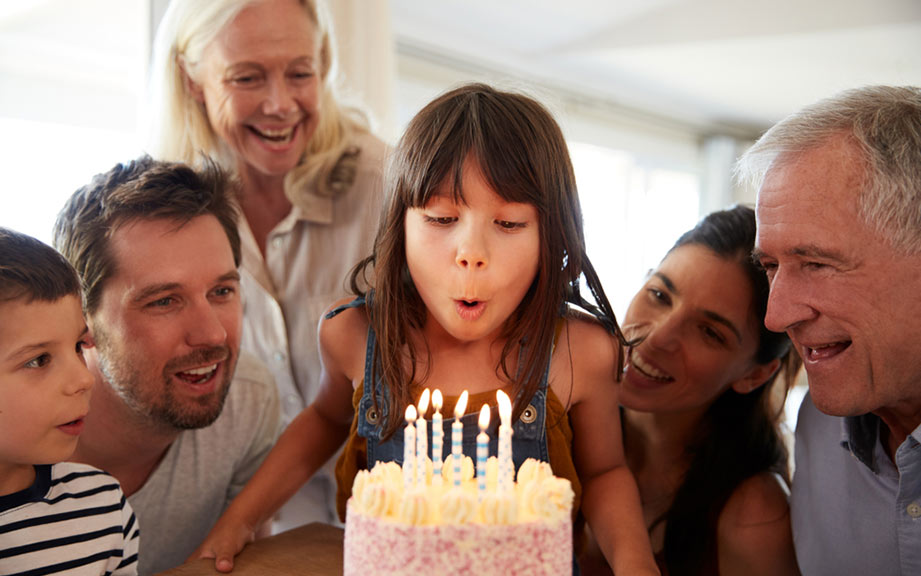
0, 462, 139, 575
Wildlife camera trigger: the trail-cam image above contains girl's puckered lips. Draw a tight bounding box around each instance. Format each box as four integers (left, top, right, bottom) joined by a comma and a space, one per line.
454, 299, 486, 321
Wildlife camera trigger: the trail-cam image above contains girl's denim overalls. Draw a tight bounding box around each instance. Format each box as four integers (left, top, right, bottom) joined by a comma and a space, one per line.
329, 296, 580, 574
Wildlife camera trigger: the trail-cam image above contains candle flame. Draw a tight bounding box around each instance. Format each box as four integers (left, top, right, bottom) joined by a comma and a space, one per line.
454, 390, 469, 419
432, 389, 443, 412
418, 388, 431, 414
496, 390, 511, 426
405, 404, 417, 422
478, 404, 490, 430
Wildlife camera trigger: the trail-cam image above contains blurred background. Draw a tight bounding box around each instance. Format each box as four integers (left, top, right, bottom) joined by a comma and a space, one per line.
2, 0, 919, 349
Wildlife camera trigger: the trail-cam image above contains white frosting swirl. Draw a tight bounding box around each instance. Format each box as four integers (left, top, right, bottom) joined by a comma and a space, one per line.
479, 490, 518, 525
349, 456, 571, 526
485, 456, 500, 490
352, 469, 370, 502
357, 476, 400, 518
399, 488, 431, 525
442, 455, 475, 485
516, 458, 554, 486
530, 477, 574, 522
370, 460, 403, 485
439, 487, 477, 524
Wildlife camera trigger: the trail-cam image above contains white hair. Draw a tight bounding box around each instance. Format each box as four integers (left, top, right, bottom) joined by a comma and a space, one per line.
146, 0, 370, 193
736, 85, 921, 253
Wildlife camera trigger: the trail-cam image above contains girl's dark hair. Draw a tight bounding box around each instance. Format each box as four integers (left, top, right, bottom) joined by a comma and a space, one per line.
655, 204, 800, 575
350, 83, 624, 437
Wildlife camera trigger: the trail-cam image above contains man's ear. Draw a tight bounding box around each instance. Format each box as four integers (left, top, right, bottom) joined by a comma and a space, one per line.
179, 56, 205, 103
84, 315, 98, 349
730, 358, 781, 394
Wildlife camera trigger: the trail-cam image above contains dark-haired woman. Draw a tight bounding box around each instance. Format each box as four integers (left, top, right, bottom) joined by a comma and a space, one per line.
617, 205, 801, 575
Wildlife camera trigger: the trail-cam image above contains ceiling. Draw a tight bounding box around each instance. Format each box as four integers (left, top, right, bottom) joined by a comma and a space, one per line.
2, 0, 920, 140
391, 0, 921, 136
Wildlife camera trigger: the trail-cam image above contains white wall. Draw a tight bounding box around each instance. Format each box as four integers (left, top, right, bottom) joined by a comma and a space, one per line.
0, 0, 148, 243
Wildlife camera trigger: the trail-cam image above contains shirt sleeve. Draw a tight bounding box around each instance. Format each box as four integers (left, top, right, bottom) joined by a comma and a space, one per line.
227, 352, 282, 501
110, 493, 141, 575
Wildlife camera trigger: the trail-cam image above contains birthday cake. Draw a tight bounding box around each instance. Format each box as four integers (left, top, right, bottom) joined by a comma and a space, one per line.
343, 457, 574, 576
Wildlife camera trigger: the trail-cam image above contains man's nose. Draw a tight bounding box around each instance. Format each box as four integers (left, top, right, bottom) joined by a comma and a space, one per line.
764, 268, 816, 333
185, 300, 228, 347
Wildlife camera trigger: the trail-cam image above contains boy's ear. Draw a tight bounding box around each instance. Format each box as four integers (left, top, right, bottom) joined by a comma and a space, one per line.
730, 358, 781, 395
178, 56, 205, 103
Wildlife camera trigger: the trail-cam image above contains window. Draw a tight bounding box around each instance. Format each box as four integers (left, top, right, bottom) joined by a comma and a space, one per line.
0, 0, 145, 244
571, 142, 700, 314
0, 119, 140, 244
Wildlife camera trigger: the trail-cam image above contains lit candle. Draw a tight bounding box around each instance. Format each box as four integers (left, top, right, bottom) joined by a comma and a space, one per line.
452, 391, 469, 488
431, 389, 444, 485
403, 404, 417, 491
496, 390, 513, 492
477, 404, 490, 498
416, 388, 430, 487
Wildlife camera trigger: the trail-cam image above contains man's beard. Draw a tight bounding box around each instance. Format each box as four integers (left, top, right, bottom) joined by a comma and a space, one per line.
94, 330, 235, 430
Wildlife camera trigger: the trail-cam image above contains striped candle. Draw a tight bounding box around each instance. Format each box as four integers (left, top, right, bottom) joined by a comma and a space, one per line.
416, 389, 430, 487
496, 390, 513, 493
431, 390, 444, 485
403, 404, 417, 491
476, 404, 490, 498
452, 391, 468, 488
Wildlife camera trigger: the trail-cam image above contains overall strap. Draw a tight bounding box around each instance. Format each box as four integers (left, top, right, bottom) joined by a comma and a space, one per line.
323, 294, 366, 319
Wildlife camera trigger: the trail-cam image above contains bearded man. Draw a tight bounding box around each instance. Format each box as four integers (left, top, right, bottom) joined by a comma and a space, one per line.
54, 156, 279, 575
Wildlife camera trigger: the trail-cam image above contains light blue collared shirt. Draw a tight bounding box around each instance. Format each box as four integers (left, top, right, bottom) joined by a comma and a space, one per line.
791, 392, 921, 575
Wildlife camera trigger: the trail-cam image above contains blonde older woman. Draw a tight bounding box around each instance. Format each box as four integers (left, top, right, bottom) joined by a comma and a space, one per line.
147, 0, 387, 531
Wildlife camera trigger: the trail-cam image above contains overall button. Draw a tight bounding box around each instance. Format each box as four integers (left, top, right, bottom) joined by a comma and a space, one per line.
520, 403, 537, 424
907, 502, 921, 518
365, 407, 380, 425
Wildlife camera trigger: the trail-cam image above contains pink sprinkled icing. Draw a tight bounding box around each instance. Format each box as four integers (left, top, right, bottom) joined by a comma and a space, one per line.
343, 501, 572, 576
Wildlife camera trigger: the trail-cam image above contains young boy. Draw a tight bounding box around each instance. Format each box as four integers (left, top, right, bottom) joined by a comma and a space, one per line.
0, 227, 139, 575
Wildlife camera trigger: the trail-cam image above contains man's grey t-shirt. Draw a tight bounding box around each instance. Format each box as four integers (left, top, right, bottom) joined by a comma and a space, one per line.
129, 352, 279, 575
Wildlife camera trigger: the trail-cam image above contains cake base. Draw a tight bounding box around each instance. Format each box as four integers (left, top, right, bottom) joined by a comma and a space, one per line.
343, 502, 572, 575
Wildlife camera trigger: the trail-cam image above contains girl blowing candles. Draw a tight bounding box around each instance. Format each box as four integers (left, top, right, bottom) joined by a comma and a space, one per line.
193, 83, 658, 575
